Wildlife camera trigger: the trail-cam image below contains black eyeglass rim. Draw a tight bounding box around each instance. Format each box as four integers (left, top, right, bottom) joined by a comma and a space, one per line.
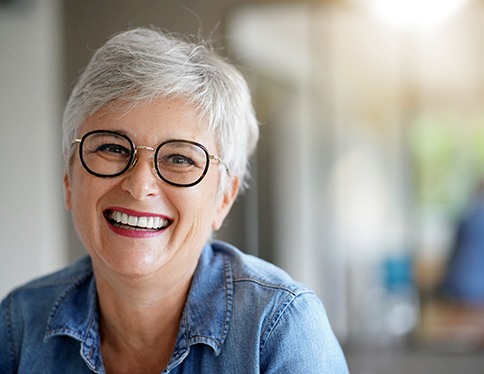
75, 129, 213, 187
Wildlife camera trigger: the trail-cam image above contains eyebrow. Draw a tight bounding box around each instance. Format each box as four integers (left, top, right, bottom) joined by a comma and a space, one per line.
109, 129, 131, 137
90, 128, 208, 149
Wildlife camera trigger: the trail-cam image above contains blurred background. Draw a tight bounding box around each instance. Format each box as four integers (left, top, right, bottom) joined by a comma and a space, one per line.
2, 0, 484, 372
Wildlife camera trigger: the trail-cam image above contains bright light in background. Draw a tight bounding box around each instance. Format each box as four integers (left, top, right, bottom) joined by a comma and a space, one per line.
367, 0, 470, 28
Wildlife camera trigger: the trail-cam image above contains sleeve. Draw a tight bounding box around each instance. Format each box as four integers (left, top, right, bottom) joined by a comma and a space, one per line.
260, 292, 349, 374
0, 295, 17, 374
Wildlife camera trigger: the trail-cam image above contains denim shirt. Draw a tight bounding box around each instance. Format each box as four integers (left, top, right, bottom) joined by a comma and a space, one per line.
0, 241, 348, 373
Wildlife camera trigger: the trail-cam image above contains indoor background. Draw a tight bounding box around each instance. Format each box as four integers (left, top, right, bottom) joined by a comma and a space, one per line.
2, 0, 484, 372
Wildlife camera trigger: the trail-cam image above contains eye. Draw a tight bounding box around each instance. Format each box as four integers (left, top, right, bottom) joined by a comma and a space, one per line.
156, 141, 207, 174
162, 153, 195, 166
97, 143, 131, 157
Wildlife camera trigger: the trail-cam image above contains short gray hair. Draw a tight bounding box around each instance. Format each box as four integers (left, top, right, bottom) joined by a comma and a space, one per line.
62, 27, 259, 190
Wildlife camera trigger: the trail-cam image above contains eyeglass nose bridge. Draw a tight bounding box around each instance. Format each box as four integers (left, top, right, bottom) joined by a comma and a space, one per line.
128, 145, 157, 173
136, 145, 156, 152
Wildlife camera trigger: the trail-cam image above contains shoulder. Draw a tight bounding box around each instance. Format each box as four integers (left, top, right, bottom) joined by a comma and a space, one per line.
3, 256, 93, 302
0, 257, 94, 372
209, 242, 349, 372
0, 256, 93, 324
211, 240, 310, 295
210, 240, 323, 330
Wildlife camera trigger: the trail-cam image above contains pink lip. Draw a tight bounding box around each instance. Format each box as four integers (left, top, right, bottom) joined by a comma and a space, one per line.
103, 206, 173, 239
106, 222, 167, 238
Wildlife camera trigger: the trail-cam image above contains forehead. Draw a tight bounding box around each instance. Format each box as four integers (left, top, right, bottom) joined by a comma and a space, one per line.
80, 98, 213, 146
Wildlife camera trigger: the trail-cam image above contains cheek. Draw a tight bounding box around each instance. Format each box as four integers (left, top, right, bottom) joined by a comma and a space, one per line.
174, 187, 219, 233
68, 169, 110, 222
69, 181, 97, 234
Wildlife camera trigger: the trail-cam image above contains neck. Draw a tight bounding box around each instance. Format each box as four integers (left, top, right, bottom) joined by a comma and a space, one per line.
92, 258, 198, 373
94, 258, 196, 333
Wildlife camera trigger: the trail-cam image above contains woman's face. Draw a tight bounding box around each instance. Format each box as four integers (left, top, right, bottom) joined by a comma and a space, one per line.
64, 98, 238, 279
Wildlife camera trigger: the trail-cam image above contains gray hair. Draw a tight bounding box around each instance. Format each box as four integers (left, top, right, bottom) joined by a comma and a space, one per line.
62, 27, 259, 191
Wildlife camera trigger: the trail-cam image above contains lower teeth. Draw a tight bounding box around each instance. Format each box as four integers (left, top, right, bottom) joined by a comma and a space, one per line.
112, 221, 160, 231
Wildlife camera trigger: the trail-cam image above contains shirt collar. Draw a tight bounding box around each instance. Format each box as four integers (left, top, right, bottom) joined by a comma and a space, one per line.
174, 242, 234, 357
44, 261, 104, 372
43, 243, 234, 366
44, 261, 97, 342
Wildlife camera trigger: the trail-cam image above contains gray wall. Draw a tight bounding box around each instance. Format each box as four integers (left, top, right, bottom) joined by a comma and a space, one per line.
0, 0, 65, 298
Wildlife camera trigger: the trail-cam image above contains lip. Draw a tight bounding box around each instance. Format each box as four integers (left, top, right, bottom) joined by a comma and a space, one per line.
103, 206, 173, 238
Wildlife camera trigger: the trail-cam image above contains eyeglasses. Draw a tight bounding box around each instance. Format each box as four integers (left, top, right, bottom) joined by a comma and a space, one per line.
72, 130, 228, 187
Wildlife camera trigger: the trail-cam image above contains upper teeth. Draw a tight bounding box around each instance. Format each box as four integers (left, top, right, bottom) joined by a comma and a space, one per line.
110, 211, 168, 229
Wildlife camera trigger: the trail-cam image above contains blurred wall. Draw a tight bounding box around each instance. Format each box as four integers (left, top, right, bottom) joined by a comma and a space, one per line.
0, 0, 65, 298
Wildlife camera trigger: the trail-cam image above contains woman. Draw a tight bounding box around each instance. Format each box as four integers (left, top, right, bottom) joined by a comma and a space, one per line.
0, 28, 348, 373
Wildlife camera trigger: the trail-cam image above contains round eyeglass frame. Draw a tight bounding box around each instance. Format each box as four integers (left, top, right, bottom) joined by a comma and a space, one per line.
72, 129, 228, 188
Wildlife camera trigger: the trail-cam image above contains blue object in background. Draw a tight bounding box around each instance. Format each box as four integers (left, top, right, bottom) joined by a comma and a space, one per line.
442, 183, 484, 304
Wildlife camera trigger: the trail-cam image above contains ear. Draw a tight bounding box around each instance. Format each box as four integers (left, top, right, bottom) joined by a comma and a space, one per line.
64, 173, 73, 210
212, 176, 240, 231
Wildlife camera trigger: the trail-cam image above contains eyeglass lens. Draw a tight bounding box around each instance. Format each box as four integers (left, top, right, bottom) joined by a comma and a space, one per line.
79, 131, 210, 186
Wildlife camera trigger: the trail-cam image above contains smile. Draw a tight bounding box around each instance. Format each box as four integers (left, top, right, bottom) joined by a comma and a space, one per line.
105, 209, 172, 231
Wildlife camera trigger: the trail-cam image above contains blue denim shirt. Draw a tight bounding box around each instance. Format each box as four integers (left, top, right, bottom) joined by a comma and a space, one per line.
0, 241, 348, 373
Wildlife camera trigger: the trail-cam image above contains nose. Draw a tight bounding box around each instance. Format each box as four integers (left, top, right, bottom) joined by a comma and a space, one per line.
120, 148, 160, 200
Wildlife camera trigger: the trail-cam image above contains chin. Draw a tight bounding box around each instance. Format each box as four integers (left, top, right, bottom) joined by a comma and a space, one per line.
97, 248, 168, 279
